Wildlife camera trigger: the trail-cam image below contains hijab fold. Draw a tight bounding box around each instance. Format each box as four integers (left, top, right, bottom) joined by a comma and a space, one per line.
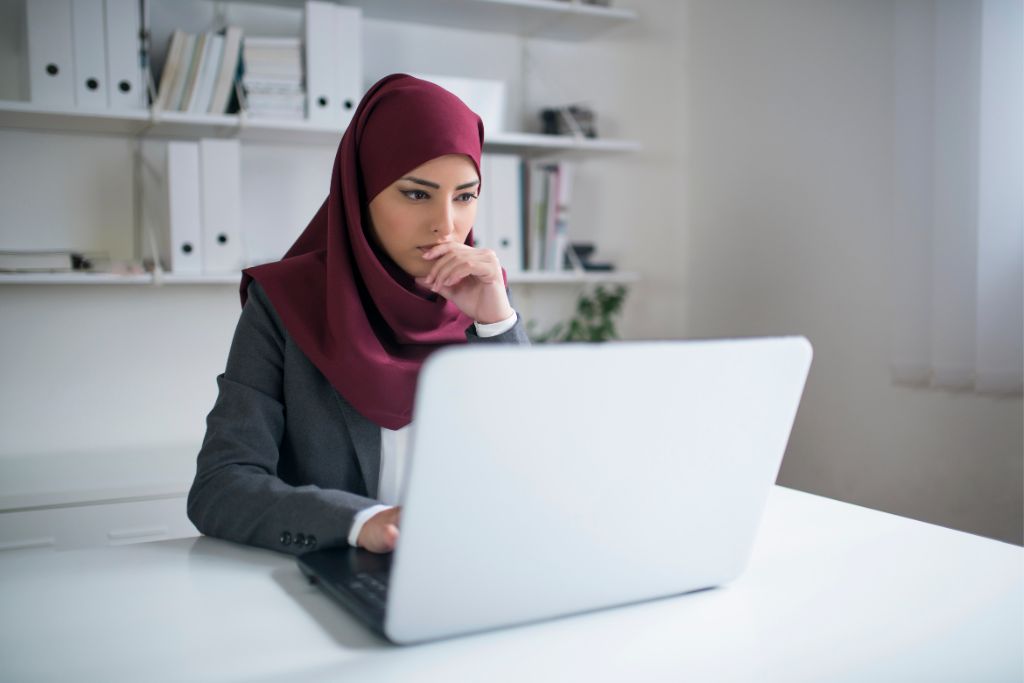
239, 73, 497, 430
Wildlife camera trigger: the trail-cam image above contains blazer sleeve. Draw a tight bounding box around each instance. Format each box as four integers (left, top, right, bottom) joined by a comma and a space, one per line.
187, 281, 380, 556
464, 290, 532, 345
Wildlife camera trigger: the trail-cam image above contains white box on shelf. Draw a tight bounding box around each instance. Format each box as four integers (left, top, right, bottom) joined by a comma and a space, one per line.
333, 4, 363, 130
198, 138, 244, 274
476, 153, 523, 274
71, 0, 108, 109
305, 2, 362, 129
140, 140, 204, 274
25, 0, 75, 107
304, 1, 336, 125
103, 0, 146, 110
410, 73, 506, 134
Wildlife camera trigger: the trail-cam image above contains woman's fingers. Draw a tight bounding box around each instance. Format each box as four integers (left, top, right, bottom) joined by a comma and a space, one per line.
366, 522, 399, 554
442, 260, 492, 288
359, 507, 402, 554
427, 251, 498, 289
423, 247, 463, 286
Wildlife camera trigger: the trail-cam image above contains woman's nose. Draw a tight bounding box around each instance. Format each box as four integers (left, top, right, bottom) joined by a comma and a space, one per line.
431, 203, 456, 237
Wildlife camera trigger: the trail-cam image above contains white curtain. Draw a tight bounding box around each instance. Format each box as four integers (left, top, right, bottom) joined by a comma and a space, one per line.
891, 0, 1023, 395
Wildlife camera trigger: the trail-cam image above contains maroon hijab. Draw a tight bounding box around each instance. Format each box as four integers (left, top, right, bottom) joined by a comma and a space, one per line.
239, 73, 505, 430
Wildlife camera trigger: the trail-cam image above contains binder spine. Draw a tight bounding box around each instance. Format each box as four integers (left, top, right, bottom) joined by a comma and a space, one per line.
71, 0, 107, 109
490, 154, 524, 274
26, 0, 75, 107
166, 141, 204, 274
333, 5, 363, 130
198, 139, 244, 274
103, 0, 146, 110
304, 1, 336, 125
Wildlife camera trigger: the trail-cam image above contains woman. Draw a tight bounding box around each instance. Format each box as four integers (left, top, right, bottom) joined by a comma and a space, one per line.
187, 73, 530, 557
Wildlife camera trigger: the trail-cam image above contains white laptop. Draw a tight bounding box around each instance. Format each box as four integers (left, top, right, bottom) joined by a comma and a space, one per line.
298, 336, 813, 644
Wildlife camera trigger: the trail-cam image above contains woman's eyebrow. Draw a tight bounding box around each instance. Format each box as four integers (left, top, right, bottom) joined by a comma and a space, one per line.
401, 176, 480, 190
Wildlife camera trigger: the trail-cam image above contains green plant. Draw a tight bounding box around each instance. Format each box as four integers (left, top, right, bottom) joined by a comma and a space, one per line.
526, 284, 628, 343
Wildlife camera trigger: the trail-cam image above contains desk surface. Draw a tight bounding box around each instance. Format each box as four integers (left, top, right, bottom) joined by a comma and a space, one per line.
1, 486, 1020, 682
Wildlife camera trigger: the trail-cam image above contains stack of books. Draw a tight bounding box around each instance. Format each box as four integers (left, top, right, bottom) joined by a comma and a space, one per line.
524, 160, 575, 272
154, 27, 244, 115
241, 37, 306, 121
0, 250, 110, 273
472, 156, 584, 275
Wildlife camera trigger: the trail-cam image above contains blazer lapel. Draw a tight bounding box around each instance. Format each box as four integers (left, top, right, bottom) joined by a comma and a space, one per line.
333, 391, 381, 499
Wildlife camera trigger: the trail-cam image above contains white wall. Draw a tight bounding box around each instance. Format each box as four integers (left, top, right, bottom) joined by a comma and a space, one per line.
680, 0, 1022, 544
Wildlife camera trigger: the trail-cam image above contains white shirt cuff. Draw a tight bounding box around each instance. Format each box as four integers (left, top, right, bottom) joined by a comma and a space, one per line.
347, 504, 394, 547
474, 310, 518, 338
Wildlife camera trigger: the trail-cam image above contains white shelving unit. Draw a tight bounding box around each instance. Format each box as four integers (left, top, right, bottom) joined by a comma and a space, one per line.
0, 0, 641, 553
229, 0, 637, 41
0, 269, 638, 286
0, 445, 199, 552
0, 99, 641, 154
0, 0, 642, 288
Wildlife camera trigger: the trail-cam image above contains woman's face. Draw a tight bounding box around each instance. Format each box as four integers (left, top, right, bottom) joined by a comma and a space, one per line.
366, 153, 480, 278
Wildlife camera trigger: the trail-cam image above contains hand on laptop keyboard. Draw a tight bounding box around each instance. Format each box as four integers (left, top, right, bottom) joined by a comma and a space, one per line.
358, 506, 402, 553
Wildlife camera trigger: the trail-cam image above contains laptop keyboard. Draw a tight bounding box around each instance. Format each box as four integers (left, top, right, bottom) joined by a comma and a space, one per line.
346, 570, 390, 609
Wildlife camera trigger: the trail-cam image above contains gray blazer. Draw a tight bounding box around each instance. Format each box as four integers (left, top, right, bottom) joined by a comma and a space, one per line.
187, 279, 530, 556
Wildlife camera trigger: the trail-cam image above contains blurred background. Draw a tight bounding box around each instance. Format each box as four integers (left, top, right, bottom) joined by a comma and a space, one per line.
0, 0, 1020, 549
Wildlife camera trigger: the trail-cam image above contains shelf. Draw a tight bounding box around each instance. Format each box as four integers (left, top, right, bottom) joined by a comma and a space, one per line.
0, 100, 150, 136
219, 0, 637, 41
0, 270, 639, 286
486, 131, 642, 156
0, 272, 153, 285
509, 270, 639, 284
0, 444, 197, 512
0, 272, 239, 286
0, 101, 640, 154
155, 273, 241, 285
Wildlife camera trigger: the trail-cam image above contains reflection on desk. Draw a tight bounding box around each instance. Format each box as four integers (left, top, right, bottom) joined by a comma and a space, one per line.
0, 486, 1020, 682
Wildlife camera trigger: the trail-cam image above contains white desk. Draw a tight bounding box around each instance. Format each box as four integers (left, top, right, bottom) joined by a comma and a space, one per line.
1, 486, 1020, 682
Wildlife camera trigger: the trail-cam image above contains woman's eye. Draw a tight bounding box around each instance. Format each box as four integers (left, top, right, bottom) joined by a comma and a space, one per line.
401, 190, 477, 202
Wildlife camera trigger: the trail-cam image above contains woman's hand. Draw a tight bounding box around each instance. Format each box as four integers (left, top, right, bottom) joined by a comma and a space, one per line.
358, 506, 401, 553
415, 243, 515, 324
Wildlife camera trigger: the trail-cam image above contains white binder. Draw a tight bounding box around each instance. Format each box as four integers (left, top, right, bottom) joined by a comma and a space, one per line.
141, 141, 203, 274
333, 5, 363, 130
305, 2, 362, 127
472, 155, 493, 251
198, 139, 244, 274
166, 142, 203, 274
26, 0, 75, 107
103, 0, 146, 110
485, 154, 524, 274
304, 1, 336, 125
71, 0, 107, 109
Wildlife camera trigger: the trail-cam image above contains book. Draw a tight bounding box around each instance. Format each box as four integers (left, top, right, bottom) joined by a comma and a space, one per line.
0, 250, 101, 272
168, 33, 197, 111
178, 32, 207, 111
183, 32, 216, 112
189, 33, 224, 114
154, 30, 187, 112
241, 34, 306, 120
548, 161, 573, 272
208, 26, 244, 114
526, 161, 553, 271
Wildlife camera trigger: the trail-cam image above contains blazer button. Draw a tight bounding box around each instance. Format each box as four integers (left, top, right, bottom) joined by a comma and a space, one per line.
307, 535, 317, 549
280, 531, 292, 546
295, 533, 306, 547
